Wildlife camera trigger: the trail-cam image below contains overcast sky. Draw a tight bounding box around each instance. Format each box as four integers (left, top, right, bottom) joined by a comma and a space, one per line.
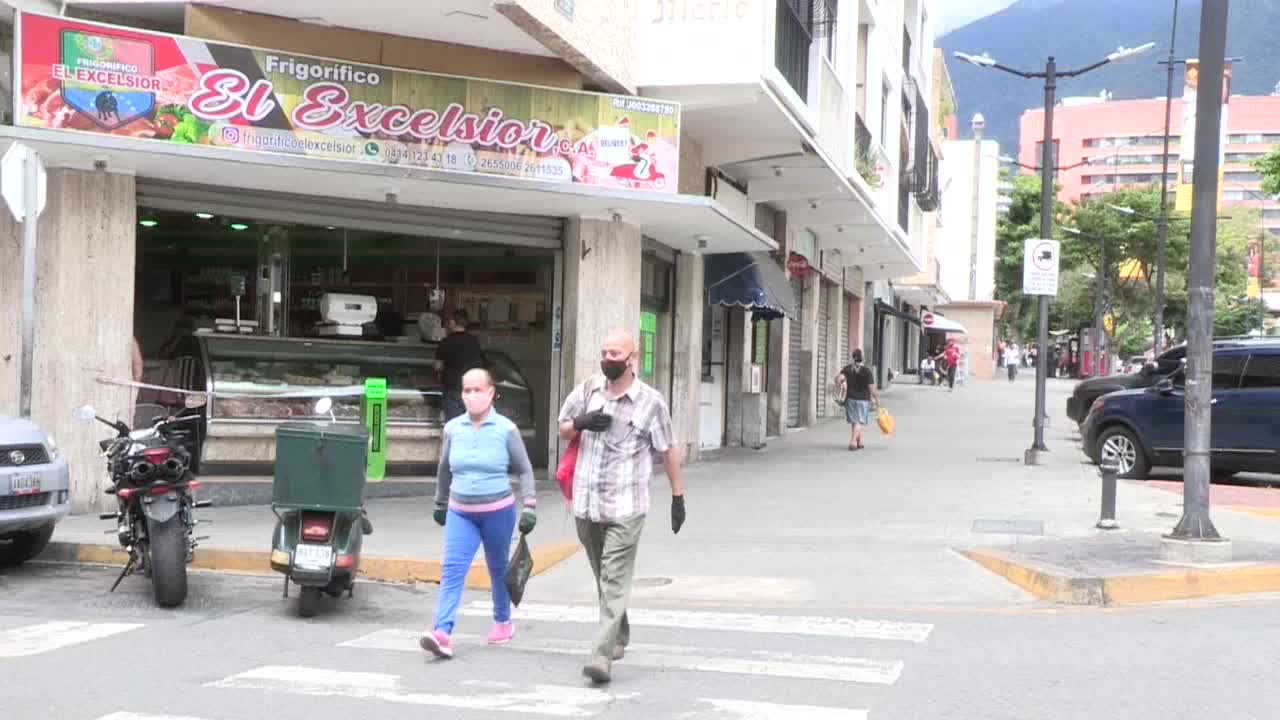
935, 0, 1021, 35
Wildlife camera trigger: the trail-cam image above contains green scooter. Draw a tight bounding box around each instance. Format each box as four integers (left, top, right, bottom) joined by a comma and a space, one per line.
269, 398, 373, 618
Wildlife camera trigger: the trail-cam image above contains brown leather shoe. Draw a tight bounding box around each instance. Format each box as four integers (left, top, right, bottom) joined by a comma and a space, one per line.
582, 658, 612, 684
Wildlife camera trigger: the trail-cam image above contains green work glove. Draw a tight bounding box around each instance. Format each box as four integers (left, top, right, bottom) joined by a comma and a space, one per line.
433, 504, 447, 527
519, 507, 537, 534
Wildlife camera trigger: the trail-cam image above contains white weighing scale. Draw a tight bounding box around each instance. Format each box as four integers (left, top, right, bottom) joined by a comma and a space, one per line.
317, 293, 377, 337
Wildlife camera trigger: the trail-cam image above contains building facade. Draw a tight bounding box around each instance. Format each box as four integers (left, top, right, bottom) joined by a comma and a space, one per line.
0, 0, 938, 511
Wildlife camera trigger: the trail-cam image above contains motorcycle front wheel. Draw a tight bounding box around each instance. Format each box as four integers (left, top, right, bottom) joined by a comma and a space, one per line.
147, 515, 188, 608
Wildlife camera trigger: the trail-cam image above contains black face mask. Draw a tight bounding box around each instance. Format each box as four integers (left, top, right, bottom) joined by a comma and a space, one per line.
601, 359, 629, 381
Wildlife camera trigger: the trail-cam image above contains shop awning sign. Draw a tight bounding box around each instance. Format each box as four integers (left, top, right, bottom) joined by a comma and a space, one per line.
15, 12, 681, 194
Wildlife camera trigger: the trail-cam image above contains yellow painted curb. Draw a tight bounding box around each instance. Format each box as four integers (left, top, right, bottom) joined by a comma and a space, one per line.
1222, 505, 1280, 520
960, 547, 1280, 605
43, 539, 581, 591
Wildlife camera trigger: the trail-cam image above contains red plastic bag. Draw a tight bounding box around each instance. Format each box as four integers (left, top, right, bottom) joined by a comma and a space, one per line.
555, 436, 579, 500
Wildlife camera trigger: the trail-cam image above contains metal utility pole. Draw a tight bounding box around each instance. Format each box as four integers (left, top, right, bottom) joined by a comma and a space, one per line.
954, 42, 1154, 458
1153, 0, 1181, 356
1169, 0, 1228, 542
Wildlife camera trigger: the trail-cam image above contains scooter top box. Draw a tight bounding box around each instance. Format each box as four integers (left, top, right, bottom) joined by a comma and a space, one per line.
273, 422, 369, 513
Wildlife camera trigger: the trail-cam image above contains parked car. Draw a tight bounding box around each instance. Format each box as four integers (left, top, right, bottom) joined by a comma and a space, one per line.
0, 416, 71, 565
1082, 343, 1280, 479
1066, 337, 1279, 424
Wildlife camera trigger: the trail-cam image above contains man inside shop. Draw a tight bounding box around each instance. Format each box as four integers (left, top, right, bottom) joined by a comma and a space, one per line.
435, 309, 486, 421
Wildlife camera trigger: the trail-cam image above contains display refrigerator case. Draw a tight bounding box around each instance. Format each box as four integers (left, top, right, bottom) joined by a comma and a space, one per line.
192, 333, 535, 466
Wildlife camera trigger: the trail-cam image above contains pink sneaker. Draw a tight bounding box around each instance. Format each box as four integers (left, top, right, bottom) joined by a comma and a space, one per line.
419, 629, 453, 659
488, 621, 515, 645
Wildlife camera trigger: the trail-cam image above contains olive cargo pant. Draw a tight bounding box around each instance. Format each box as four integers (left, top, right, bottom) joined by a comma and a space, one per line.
575, 514, 646, 666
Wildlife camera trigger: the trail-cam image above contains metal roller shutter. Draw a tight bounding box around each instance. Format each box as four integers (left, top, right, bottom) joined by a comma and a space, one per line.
137, 181, 565, 248
786, 276, 804, 428
842, 294, 852, 364
816, 283, 830, 419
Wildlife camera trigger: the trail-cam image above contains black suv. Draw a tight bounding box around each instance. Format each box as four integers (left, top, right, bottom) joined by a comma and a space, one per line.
1066, 337, 1279, 424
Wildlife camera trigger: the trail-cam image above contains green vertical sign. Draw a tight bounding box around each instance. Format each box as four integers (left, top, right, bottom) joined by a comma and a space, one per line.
361, 378, 388, 482
640, 311, 657, 382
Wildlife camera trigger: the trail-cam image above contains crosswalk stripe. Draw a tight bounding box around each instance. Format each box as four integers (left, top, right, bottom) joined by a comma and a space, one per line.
96, 714, 218, 720
0, 621, 144, 659
695, 698, 868, 719
340, 629, 904, 685
461, 602, 934, 643
207, 665, 633, 717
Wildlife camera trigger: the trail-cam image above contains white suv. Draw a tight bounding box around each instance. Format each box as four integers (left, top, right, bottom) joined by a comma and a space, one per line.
0, 416, 70, 565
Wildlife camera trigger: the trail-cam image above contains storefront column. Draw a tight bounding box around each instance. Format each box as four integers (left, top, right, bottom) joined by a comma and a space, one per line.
766, 316, 784, 437
799, 275, 820, 427
0, 169, 136, 513
724, 308, 766, 449
559, 216, 642, 388
670, 252, 703, 464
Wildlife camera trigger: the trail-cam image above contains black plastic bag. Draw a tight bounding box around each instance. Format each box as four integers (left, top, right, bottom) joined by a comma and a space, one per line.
505, 532, 534, 607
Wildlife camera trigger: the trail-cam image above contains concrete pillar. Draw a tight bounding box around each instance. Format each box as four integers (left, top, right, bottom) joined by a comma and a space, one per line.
559, 216, 642, 390
0, 169, 137, 513
766, 316, 784, 437
724, 308, 746, 445
799, 275, 820, 427
671, 252, 703, 463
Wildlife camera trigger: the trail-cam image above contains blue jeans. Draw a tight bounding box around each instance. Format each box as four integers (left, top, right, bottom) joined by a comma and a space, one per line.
433, 504, 517, 634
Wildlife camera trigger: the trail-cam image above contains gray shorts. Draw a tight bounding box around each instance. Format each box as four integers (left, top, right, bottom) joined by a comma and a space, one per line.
846, 399, 871, 426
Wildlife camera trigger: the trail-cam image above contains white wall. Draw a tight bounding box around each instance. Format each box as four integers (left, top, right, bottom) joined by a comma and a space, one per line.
938, 138, 999, 302
634, 0, 765, 87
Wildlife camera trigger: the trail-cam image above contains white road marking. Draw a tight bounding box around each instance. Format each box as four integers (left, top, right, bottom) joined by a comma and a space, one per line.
693, 698, 868, 719
340, 629, 904, 684
460, 602, 934, 643
96, 714, 221, 720
207, 665, 632, 717
0, 621, 144, 658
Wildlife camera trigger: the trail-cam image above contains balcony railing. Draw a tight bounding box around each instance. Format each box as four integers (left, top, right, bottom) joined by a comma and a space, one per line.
901, 79, 939, 211
775, 0, 813, 99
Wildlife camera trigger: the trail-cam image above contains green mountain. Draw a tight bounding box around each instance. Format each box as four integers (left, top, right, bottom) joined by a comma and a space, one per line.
938, 0, 1280, 154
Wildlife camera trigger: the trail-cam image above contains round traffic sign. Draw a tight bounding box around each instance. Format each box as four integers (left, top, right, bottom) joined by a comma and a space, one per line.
922, 311, 935, 327
1032, 242, 1056, 271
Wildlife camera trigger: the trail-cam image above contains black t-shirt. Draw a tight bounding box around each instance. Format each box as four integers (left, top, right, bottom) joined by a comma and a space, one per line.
840, 364, 874, 400
436, 331, 485, 391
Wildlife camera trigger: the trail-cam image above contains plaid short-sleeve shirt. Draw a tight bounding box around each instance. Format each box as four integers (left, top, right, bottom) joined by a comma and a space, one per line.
558, 375, 674, 522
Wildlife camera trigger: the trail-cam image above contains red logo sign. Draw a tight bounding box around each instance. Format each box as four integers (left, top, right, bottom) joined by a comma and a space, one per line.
786, 253, 810, 276
923, 311, 935, 327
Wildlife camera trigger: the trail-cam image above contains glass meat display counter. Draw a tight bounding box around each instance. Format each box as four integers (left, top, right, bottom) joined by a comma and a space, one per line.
192, 333, 535, 467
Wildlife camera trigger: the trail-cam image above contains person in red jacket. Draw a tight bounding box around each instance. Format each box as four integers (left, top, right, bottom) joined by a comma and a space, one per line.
941, 338, 961, 391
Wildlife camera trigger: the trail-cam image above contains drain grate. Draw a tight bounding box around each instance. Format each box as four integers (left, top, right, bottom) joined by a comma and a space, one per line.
975, 456, 1023, 464
971, 518, 1045, 535
632, 577, 673, 588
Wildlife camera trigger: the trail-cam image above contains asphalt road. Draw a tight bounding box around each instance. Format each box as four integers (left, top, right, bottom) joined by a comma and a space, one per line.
3, 562, 1279, 720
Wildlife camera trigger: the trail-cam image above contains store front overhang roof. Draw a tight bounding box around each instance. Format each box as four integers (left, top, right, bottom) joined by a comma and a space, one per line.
0, 126, 776, 255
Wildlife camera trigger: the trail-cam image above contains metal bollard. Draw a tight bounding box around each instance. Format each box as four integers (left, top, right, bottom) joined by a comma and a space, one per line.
1097, 454, 1120, 530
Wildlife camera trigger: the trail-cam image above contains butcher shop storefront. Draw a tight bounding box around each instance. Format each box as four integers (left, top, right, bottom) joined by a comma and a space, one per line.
1, 12, 777, 510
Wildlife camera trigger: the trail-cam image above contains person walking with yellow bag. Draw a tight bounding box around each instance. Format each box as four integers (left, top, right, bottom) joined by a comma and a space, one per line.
834, 349, 879, 451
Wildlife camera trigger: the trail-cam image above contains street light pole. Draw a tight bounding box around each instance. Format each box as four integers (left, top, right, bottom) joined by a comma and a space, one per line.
1153, 0, 1181, 356
954, 42, 1154, 459
1169, 0, 1228, 544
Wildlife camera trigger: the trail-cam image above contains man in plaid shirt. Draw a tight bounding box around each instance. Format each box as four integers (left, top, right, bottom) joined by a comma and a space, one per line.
558, 329, 686, 685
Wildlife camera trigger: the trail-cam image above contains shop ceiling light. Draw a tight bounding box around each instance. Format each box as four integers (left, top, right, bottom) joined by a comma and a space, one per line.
195, 212, 214, 220
229, 222, 250, 231
139, 218, 159, 228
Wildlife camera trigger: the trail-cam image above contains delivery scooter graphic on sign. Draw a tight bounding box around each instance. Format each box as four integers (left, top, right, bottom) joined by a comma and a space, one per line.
601, 118, 667, 190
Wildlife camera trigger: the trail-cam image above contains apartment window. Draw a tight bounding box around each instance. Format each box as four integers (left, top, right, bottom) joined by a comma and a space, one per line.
1083, 135, 1178, 149
1088, 153, 1176, 167
1226, 152, 1266, 163
1224, 171, 1261, 184
1262, 208, 1280, 220
775, 0, 814, 98
1228, 133, 1280, 145
1223, 190, 1250, 202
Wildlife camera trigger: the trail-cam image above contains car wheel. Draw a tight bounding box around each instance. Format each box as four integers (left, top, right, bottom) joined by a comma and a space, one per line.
0, 524, 56, 566
1097, 426, 1150, 480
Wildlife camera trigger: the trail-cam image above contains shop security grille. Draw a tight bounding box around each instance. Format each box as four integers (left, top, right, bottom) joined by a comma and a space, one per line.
137, 182, 564, 249
786, 276, 804, 428
816, 282, 830, 419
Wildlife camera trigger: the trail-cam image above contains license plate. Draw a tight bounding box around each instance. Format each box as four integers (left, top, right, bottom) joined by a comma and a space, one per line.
10, 473, 39, 496
294, 543, 333, 569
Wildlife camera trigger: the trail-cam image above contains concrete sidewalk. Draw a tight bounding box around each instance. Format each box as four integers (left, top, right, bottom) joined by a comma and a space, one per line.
48, 486, 582, 588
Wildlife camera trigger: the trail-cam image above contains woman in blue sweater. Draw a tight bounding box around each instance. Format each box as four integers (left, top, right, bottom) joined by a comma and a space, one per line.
420, 367, 537, 659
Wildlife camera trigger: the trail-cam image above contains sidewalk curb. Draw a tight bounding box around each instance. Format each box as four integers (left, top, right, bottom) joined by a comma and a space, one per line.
41, 540, 581, 590
958, 547, 1280, 605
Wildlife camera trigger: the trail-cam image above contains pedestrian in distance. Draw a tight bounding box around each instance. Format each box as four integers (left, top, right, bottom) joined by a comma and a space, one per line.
835, 349, 879, 451
1004, 343, 1020, 382
940, 338, 961, 391
558, 329, 685, 685
420, 367, 537, 660
434, 309, 486, 422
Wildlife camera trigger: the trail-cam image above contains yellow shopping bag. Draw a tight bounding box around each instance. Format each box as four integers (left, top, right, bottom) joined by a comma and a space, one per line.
876, 406, 894, 435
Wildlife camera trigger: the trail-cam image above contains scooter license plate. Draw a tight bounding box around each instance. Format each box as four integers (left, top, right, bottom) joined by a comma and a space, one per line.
294, 543, 333, 569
